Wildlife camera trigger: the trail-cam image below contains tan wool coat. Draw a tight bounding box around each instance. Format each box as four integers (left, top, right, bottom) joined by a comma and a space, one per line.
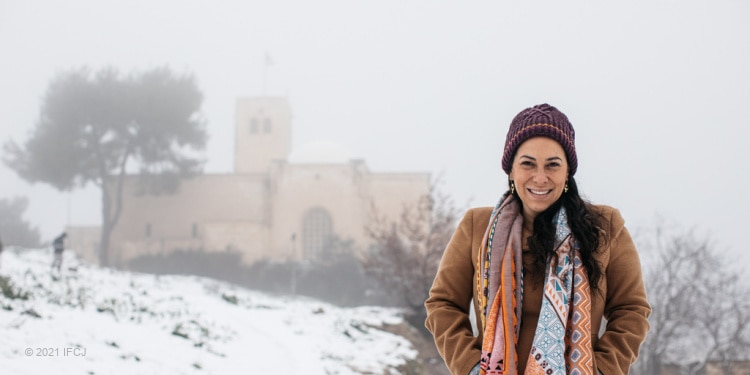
425, 205, 651, 375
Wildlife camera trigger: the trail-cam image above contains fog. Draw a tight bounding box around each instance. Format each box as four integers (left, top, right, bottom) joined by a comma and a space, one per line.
1, 1, 749, 265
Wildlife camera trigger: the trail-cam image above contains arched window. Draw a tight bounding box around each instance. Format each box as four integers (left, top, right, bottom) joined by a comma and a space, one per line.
250, 118, 258, 133
301, 207, 332, 259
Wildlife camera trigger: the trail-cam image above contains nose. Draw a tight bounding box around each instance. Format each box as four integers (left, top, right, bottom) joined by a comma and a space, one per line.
532, 170, 548, 184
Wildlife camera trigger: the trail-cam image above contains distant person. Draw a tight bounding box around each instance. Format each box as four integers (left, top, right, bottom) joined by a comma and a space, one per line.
51, 232, 67, 272
425, 104, 651, 375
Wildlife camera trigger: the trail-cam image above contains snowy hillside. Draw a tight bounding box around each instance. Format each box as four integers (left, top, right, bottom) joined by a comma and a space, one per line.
0, 248, 417, 374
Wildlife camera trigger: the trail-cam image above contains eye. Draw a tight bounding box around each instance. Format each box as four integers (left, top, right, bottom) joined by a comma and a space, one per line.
546, 161, 561, 168
520, 160, 535, 168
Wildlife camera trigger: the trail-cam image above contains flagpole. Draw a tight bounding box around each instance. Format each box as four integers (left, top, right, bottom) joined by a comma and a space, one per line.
262, 61, 267, 96
262, 51, 274, 96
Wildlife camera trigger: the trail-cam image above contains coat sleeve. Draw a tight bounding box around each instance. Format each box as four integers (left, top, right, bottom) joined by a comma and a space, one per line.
425, 209, 483, 375
594, 208, 652, 375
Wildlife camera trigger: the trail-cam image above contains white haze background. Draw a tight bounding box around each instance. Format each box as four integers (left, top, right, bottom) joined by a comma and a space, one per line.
1, 0, 749, 268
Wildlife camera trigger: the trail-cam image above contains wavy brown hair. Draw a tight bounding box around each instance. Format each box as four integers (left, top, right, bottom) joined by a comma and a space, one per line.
512, 177, 605, 293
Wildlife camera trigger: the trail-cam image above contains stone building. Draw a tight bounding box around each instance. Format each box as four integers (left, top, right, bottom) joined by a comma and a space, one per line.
652, 361, 750, 375
698, 361, 750, 375
69, 97, 430, 267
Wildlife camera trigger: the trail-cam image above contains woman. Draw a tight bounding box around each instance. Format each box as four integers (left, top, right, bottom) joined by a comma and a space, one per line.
425, 104, 650, 375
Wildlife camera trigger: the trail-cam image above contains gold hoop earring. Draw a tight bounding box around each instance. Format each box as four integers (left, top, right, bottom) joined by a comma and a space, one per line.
510, 180, 515, 194
564, 182, 569, 193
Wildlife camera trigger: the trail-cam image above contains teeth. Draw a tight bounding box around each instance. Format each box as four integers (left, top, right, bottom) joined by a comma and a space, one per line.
530, 189, 550, 195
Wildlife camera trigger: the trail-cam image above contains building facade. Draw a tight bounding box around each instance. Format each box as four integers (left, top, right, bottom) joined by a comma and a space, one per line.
70, 97, 430, 267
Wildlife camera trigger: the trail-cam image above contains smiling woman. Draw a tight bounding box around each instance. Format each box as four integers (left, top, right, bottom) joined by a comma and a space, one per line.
425, 104, 651, 375
509, 137, 569, 225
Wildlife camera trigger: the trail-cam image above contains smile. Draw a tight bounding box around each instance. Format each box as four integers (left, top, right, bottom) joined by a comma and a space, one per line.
528, 189, 552, 196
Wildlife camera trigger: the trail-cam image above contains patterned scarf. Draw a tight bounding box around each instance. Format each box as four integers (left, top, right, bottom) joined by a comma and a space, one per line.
476, 194, 594, 375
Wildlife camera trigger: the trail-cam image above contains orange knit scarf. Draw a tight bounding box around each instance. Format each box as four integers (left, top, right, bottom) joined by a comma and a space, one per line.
476, 195, 593, 375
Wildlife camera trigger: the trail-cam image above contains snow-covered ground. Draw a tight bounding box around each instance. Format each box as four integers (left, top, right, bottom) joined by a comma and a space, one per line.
0, 248, 416, 374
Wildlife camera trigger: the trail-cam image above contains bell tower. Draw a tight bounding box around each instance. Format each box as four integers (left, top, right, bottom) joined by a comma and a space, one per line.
234, 97, 292, 174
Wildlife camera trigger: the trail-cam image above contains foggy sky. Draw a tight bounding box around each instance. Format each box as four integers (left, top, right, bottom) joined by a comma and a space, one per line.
1, 1, 748, 266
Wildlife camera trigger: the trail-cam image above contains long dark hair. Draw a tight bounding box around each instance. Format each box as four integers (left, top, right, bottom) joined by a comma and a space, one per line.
513, 177, 605, 292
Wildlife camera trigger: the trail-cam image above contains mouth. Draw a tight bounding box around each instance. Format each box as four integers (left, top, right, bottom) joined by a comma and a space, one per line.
528, 188, 553, 196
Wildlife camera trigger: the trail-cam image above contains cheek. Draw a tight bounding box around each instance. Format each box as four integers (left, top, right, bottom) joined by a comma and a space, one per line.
554, 172, 568, 185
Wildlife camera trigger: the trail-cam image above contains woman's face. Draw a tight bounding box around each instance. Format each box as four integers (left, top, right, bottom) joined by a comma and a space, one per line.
509, 136, 569, 223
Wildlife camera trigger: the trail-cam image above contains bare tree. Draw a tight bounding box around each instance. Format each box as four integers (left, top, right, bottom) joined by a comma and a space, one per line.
697, 259, 750, 374
363, 178, 461, 330
634, 224, 750, 375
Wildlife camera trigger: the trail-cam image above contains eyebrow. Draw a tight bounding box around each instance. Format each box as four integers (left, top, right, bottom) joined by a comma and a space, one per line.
519, 155, 563, 162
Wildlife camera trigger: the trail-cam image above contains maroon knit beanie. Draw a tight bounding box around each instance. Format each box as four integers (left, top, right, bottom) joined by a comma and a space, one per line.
501, 103, 577, 176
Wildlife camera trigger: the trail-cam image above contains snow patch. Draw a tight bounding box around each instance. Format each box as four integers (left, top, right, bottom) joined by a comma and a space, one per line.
0, 248, 416, 374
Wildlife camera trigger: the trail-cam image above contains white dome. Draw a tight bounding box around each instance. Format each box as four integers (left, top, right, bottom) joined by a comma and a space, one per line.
288, 140, 351, 164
